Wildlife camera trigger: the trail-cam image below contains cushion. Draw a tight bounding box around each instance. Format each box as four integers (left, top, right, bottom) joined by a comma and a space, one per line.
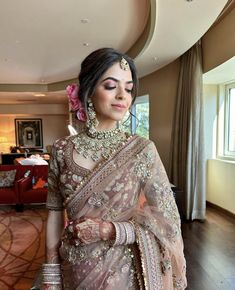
20, 155, 48, 165
33, 177, 46, 189
0, 170, 17, 188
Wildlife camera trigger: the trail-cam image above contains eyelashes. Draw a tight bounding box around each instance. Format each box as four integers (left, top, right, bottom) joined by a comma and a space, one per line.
104, 85, 115, 90
104, 85, 133, 94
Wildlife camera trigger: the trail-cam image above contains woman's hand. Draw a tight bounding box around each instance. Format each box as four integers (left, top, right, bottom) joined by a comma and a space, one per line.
64, 218, 115, 246
74, 218, 101, 245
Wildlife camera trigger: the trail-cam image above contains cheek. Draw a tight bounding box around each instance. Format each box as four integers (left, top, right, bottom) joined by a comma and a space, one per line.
92, 90, 111, 108
127, 96, 133, 109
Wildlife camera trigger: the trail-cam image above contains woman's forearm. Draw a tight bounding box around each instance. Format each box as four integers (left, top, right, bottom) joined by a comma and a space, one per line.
46, 210, 64, 263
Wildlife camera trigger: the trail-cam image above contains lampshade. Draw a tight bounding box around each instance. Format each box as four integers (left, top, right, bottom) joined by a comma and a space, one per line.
0, 137, 8, 143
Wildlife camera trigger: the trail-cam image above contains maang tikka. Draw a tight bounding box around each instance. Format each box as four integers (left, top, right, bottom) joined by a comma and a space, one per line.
120, 57, 130, 71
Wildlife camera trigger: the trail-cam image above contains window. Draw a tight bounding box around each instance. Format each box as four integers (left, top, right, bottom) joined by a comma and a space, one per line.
224, 84, 235, 158
123, 95, 149, 139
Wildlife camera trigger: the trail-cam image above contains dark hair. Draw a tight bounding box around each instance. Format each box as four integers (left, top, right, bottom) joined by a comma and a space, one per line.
78, 48, 138, 107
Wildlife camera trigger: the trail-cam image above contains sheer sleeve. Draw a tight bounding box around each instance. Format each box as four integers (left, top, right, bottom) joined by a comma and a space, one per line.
46, 142, 64, 211
134, 141, 187, 289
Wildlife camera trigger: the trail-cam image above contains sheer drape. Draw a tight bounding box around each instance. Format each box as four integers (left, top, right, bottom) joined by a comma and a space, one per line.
170, 41, 205, 220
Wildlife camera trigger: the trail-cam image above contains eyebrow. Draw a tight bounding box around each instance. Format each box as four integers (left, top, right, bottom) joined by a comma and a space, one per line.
101, 77, 133, 84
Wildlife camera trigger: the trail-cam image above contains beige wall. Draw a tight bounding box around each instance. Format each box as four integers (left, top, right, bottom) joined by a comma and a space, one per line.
139, 59, 180, 172
0, 104, 68, 115
203, 84, 235, 215
202, 8, 235, 73
203, 84, 218, 160
207, 159, 235, 214
0, 103, 69, 152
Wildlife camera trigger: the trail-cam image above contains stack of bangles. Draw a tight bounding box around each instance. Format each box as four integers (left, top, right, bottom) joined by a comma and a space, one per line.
42, 263, 62, 288
112, 221, 135, 246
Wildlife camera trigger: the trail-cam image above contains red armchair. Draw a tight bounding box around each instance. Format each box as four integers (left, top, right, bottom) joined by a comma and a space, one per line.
0, 165, 33, 206
18, 165, 48, 205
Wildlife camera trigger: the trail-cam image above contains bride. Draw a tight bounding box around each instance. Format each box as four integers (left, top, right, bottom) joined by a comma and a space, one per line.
43, 47, 187, 290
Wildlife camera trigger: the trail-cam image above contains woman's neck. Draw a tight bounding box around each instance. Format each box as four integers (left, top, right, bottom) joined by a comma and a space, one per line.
96, 121, 117, 132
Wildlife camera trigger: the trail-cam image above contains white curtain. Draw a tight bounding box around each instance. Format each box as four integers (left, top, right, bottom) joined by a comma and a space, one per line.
170, 41, 206, 220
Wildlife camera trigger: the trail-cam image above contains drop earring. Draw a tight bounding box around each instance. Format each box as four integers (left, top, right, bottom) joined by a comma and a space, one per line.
86, 98, 99, 136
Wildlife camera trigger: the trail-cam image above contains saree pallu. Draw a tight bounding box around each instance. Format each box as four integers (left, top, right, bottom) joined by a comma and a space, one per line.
47, 134, 187, 290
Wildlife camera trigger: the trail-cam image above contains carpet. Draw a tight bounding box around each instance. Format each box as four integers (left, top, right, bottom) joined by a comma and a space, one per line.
0, 206, 47, 290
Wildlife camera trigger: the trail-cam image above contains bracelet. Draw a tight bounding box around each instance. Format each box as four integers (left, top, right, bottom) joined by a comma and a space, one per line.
123, 222, 135, 244
112, 222, 121, 245
112, 221, 136, 246
44, 284, 62, 290
42, 263, 62, 285
112, 222, 126, 246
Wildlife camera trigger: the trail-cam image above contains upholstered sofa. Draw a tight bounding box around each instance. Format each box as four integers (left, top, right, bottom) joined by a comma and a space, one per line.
18, 165, 48, 205
0, 165, 33, 207
0, 165, 48, 211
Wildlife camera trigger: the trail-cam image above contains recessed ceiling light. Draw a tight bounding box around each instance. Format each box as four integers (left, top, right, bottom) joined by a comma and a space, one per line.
34, 94, 46, 97
81, 18, 90, 24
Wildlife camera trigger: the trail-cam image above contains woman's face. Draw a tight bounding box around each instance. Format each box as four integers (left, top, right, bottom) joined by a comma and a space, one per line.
91, 61, 134, 129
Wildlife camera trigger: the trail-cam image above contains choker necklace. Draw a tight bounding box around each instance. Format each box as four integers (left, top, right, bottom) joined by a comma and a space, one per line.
71, 128, 129, 162
87, 126, 122, 139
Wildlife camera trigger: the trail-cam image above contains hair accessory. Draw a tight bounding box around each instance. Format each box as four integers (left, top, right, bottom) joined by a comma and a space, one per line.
120, 57, 130, 71
66, 84, 87, 122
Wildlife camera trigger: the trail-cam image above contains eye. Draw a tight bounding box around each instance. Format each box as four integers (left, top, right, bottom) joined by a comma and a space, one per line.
104, 85, 116, 90
125, 88, 132, 94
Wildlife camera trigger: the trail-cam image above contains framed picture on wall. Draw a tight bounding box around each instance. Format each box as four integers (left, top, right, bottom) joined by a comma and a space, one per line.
15, 118, 43, 148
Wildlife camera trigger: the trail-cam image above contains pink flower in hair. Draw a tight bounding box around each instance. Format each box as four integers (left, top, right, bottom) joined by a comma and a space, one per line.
76, 107, 87, 122
66, 84, 87, 122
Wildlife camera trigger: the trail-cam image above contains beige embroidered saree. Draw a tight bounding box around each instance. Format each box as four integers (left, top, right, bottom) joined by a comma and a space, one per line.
47, 134, 187, 290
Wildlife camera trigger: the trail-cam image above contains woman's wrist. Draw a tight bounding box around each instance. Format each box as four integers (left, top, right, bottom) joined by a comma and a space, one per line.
42, 263, 62, 289
99, 221, 115, 241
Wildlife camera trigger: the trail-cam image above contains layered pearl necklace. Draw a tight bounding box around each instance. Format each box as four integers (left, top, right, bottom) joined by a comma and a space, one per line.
71, 127, 129, 162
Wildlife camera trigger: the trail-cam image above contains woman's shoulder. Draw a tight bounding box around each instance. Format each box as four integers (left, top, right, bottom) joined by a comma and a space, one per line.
133, 134, 156, 149
52, 135, 72, 149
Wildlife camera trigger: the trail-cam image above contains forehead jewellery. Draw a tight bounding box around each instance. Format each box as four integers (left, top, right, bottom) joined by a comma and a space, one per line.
120, 57, 130, 71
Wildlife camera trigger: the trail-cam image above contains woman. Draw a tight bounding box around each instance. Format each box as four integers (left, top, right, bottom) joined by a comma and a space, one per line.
43, 48, 187, 290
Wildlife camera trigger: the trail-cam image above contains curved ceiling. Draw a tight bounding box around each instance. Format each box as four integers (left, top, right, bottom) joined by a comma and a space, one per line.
0, 0, 228, 104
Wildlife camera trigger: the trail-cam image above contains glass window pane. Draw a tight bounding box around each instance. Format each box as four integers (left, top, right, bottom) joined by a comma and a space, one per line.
135, 103, 149, 139
228, 88, 235, 152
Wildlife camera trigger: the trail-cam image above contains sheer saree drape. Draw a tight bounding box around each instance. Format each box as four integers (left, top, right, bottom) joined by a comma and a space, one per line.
47, 135, 187, 290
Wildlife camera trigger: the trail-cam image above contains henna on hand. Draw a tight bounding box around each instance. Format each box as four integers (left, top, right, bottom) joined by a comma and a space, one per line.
74, 218, 100, 245
63, 218, 116, 245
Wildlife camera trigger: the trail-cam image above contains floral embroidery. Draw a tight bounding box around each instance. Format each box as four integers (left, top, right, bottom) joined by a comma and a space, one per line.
88, 192, 109, 208
113, 182, 125, 192
161, 259, 172, 274
152, 182, 179, 224
134, 151, 153, 182
173, 274, 185, 289
103, 207, 120, 220
107, 271, 120, 285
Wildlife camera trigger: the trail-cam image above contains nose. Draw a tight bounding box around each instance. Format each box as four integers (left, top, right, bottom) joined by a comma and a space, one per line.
116, 86, 126, 100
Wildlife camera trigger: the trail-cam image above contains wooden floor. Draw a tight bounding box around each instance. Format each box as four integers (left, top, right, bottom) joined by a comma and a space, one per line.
182, 206, 235, 290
